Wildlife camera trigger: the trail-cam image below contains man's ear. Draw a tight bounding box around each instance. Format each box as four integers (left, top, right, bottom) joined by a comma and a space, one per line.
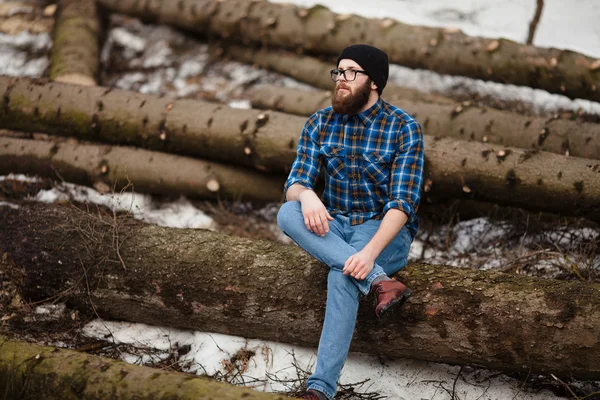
371, 81, 378, 91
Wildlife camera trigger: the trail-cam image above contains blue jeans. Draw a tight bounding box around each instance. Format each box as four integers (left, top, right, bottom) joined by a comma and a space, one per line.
277, 201, 412, 399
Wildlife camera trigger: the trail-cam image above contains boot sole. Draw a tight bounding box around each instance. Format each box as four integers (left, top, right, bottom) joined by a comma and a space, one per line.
377, 288, 412, 318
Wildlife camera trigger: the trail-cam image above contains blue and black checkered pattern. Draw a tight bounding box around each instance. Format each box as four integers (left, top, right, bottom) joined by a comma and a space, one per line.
285, 98, 424, 238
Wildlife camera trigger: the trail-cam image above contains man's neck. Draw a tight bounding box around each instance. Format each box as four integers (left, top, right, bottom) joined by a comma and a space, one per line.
358, 92, 380, 113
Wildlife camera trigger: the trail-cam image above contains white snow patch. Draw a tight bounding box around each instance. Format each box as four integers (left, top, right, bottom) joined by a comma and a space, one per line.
141, 40, 173, 69
0, 173, 41, 182
82, 319, 562, 399
0, 201, 19, 209
228, 99, 251, 109
110, 27, 146, 52
388, 65, 600, 116
0, 32, 50, 76
33, 181, 215, 230
178, 58, 207, 78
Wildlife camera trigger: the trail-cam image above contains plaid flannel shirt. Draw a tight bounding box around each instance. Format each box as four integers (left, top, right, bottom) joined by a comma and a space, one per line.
284, 98, 424, 238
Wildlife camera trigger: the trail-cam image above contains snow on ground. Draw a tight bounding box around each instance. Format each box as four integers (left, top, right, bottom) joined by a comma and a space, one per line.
81, 320, 560, 400
0, 30, 50, 76
2, 174, 215, 230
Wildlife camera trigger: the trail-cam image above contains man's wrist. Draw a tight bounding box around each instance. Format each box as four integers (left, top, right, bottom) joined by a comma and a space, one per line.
297, 189, 315, 203
361, 244, 380, 261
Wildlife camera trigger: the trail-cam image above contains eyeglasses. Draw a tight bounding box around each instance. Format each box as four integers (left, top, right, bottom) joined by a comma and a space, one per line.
330, 69, 368, 82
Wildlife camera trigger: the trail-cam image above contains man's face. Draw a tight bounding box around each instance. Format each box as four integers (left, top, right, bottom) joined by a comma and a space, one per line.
332, 59, 373, 115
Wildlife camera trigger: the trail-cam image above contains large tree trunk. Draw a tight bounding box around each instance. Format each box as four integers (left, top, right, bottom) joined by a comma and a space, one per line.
0, 136, 284, 202
0, 337, 285, 400
50, 0, 101, 86
248, 85, 600, 160
96, 0, 600, 102
2, 77, 600, 221
219, 43, 595, 120
0, 76, 298, 174
2, 203, 600, 380
0, 78, 600, 220
217, 44, 456, 107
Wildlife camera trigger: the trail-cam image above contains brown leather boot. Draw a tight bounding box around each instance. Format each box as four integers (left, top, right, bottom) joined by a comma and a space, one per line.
373, 279, 412, 318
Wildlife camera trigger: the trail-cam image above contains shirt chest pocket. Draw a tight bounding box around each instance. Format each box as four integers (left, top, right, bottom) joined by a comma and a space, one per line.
362, 151, 393, 184
320, 146, 346, 180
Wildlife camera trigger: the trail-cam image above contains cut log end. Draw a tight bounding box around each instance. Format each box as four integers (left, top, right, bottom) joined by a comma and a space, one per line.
206, 179, 220, 192
53, 73, 96, 87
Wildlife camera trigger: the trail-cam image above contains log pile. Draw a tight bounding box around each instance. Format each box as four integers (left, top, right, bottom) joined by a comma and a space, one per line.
95, 0, 600, 102
2, 0, 600, 395
2, 203, 600, 380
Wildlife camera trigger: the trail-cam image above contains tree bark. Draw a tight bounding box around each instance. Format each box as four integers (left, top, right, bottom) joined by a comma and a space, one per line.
248, 85, 600, 160
50, 0, 101, 86
2, 202, 600, 380
217, 43, 455, 107
218, 43, 593, 118
3, 77, 600, 220
0, 136, 284, 202
0, 76, 298, 174
96, 0, 600, 102
0, 337, 286, 400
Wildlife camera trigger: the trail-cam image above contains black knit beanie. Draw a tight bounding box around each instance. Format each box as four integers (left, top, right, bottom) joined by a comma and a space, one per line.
336, 44, 389, 95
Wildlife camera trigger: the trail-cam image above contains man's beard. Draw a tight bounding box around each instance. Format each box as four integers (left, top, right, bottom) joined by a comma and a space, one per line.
331, 79, 372, 115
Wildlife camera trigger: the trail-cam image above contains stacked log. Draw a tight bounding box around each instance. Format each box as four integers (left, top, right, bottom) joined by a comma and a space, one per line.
1, 203, 600, 380
248, 85, 600, 160
0, 337, 285, 400
50, 0, 101, 86
1, 77, 600, 221
95, 0, 600, 102
0, 136, 284, 202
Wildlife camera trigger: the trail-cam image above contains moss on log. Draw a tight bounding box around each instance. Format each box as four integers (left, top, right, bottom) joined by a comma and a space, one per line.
2, 77, 600, 221
1, 203, 600, 379
249, 84, 600, 160
0, 136, 284, 202
0, 337, 286, 399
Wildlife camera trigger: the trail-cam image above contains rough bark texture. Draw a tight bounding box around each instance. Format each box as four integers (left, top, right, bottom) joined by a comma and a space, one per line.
0, 76, 298, 173
423, 136, 600, 221
0, 16, 53, 35
220, 44, 456, 106
0, 136, 284, 202
2, 77, 600, 220
249, 85, 600, 160
96, 0, 600, 102
2, 203, 600, 379
218, 43, 585, 118
50, 0, 101, 86
0, 337, 286, 400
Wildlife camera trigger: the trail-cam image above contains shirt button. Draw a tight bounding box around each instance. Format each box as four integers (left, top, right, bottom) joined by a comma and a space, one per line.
351, 155, 355, 160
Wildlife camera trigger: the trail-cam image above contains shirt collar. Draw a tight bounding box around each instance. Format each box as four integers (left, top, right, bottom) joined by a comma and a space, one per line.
356, 98, 382, 127
334, 98, 383, 126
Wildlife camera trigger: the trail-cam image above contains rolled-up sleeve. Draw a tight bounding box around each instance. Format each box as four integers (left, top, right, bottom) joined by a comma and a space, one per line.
383, 120, 424, 219
284, 113, 322, 197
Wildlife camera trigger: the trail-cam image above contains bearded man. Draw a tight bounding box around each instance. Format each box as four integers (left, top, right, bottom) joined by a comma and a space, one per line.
277, 44, 424, 400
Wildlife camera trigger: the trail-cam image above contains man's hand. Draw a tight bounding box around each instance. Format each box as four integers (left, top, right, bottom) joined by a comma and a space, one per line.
343, 249, 376, 280
298, 190, 333, 236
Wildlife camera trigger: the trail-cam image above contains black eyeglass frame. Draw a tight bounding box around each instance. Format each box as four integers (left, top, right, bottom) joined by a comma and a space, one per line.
330, 69, 368, 82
